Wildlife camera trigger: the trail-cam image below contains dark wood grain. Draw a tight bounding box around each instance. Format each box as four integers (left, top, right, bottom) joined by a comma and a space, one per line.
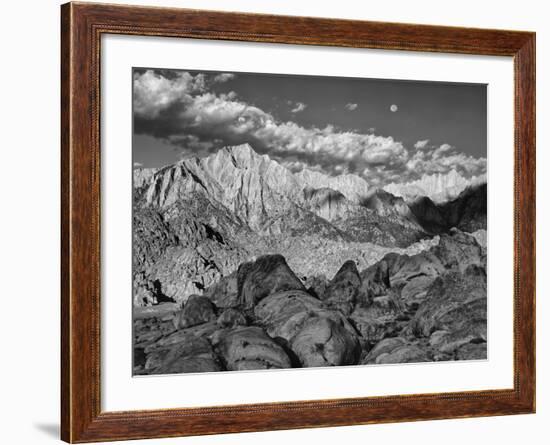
60, 2, 536, 443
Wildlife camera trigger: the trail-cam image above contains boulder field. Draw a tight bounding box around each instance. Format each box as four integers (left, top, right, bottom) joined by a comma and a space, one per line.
133, 228, 487, 374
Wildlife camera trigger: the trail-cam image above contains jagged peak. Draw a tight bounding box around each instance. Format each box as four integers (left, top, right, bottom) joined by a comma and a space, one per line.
144, 143, 373, 206
383, 170, 487, 204
221, 143, 257, 161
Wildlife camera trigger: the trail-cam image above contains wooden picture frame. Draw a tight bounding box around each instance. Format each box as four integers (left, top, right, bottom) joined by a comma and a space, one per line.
61, 2, 535, 442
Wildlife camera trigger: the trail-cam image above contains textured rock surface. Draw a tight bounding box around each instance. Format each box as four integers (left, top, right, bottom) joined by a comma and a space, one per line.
237, 255, 306, 308
410, 266, 487, 340
290, 317, 360, 367
152, 336, 222, 374
204, 272, 240, 309
174, 295, 217, 329
295, 169, 370, 203
254, 290, 357, 341
217, 308, 247, 328
375, 344, 430, 364
324, 260, 364, 314
217, 326, 292, 371
350, 293, 405, 343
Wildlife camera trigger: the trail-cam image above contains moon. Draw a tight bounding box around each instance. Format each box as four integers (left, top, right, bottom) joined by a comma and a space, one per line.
390, 104, 398, 112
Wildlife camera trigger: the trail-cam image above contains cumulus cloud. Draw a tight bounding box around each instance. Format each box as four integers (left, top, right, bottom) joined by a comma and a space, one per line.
133, 69, 486, 186
133, 70, 206, 118
212, 73, 235, 83
345, 103, 358, 111
290, 102, 307, 113
280, 159, 324, 173
414, 139, 430, 150
406, 143, 486, 178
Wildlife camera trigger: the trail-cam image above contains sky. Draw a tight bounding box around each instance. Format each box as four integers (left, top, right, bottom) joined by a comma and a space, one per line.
133, 68, 487, 187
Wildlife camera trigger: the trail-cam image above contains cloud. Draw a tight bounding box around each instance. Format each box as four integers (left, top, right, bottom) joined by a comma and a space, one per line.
414, 139, 430, 150
212, 73, 235, 83
280, 159, 324, 173
433, 143, 453, 158
290, 102, 307, 113
133, 162, 143, 168
133, 69, 486, 186
345, 103, 358, 111
406, 144, 486, 178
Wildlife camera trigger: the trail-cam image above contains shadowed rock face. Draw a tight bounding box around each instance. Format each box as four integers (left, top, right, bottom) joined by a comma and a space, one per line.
350, 292, 405, 344
440, 183, 487, 233
303, 187, 351, 222
324, 260, 364, 315
408, 196, 448, 234
217, 308, 247, 328
409, 183, 487, 235
237, 255, 306, 308
174, 295, 217, 329
204, 272, 240, 309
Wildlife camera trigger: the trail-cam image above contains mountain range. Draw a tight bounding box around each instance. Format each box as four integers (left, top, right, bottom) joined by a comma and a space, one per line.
384, 170, 487, 204
133, 143, 486, 306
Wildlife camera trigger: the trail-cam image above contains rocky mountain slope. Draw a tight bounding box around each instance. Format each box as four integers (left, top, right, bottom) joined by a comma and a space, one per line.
134, 229, 487, 374
384, 170, 486, 204
133, 144, 486, 306
295, 169, 370, 203
409, 183, 487, 234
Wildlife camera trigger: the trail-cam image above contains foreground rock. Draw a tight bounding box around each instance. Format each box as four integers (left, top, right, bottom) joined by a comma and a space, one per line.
151, 336, 222, 374
217, 308, 247, 328
255, 290, 361, 367
173, 295, 216, 329
134, 228, 487, 374
361, 229, 485, 308
324, 260, 367, 315
217, 326, 292, 371
204, 272, 240, 309
290, 317, 360, 367
238, 255, 306, 308
409, 265, 487, 355
350, 293, 406, 344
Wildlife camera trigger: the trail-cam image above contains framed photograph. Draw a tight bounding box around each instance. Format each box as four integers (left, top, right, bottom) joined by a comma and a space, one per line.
61, 2, 535, 442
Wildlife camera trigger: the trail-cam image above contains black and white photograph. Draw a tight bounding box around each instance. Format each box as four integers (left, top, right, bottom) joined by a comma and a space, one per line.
132, 68, 488, 376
